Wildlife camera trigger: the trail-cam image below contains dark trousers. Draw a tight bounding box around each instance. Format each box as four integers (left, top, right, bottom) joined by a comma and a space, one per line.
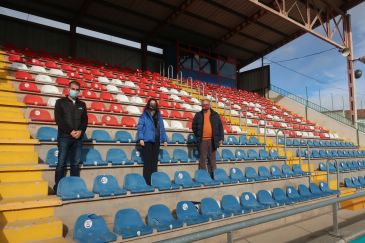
54, 137, 82, 191
142, 142, 160, 185
199, 139, 217, 173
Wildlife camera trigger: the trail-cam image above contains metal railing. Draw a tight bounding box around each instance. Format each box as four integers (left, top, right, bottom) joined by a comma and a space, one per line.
157, 190, 365, 243
270, 84, 365, 133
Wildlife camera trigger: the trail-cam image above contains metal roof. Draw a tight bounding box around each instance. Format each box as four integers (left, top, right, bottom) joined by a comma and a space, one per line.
1, 0, 363, 67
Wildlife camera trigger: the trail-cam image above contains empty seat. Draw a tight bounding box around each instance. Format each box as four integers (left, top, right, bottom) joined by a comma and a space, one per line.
258, 166, 275, 179
131, 149, 143, 164
41, 85, 60, 94
239, 135, 249, 145
29, 109, 53, 122
114, 208, 153, 239
259, 149, 269, 160
19, 82, 40, 92
240, 192, 268, 211
318, 181, 339, 194
106, 84, 119, 93
171, 120, 184, 130
170, 133, 186, 144
74, 214, 117, 243
174, 171, 201, 188
57, 176, 94, 200
270, 165, 285, 178
147, 204, 183, 232
309, 182, 329, 197
82, 90, 99, 99
102, 115, 120, 126
282, 165, 295, 177
115, 130, 135, 143
245, 167, 267, 181
49, 68, 65, 76
173, 149, 190, 162
221, 195, 248, 215
176, 201, 209, 225
87, 114, 102, 125
121, 117, 137, 127
35, 74, 53, 83
201, 197, 230, 220
293, 164, 310, 176
93, 175, 127, 196
82, 148, 108, 166
229, 167, 251, 182
23, 95, 46, 106
286, 186, 305, 202
158, 149, 176, 163
37, 127, 57, 141
214, 168, 237, 184
130, 96, 144, 105
222, 149, 236, 161
247, 149, 259, 160
106, 148, 133, 165
195, 169, 220, 186
90, 102, 109, 112
46, 148, 60, 167
46, 97, 58, 107
116, 94, 130, 103
235, 149, 247, 161
272, 188, 294, 205
257, 190, 280, 207
224, 135, 239, 145
151, 172, 180, 191
16, 71, 34, 80
91, 130, 115, 142
124, 173, 154, 193
298, 184, 318, 200
248, 136, 261, 145
344, 178, 360, 189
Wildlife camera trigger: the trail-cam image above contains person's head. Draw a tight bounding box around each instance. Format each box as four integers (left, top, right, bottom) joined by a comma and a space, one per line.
68, 81, 81, 99
145, 98, 159, 112
202, 98, 211, 112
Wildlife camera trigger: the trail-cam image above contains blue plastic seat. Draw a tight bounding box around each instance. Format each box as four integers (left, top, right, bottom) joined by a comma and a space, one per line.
245, 167, 267, 181
176, 201, 209, 225
174, 171, 201, 188
282, 165, 295, 177
91, 130, 115, 143
158, 149, 176, 163
131, 148, 143, 164
269, 149, 281, 160
311, 150, 320, 158
151, 172, 180, 191
235, 149, 247, 161
286, 139, 293, 146
190, 148, 200, 161
170, 133, 186, 144
358, 176, 365, 186
340, 162, 350, 171
187, 134, 196, 144
222, 149, 236, 161
272, 188, 294, 205
286, 186, 305, 202
229, 167, 252, 182
82, 148, 108, 166
309, 182, 330, 197
224, 135, 239, 145
173, 149, 190, 162
248, 136, 260, 145
293, 164, 310, 176
115, 130, 136, 143
215, 151, 223, 161
247, 149, 259, 160
114, 208, 153, 239
239, 135, 249, 145
318, 181, 340, 195
201, 197, 231, 220
292, 139, 300, 146
57, 176, 94, 200
106, 148, 133, 165
240, 192, 268, 211
270, 165, 285, 178
258, 166, 275, 179
221, 195, 249, 215
298, 184, 318, 200
258, 149, 269, 160
195, 169, 220, 186
307, 140, 314, 147
352, 177, 363, 188
318, 162, 328, 172
37, 127, 57, 141
214, 168, 238, 184
124, 173, 155, 193
93, 175, 127, 197
74, 214, 117, 243
319, 150, 329, 158
147, 204, 183, 232
257, 190, 280, 207
46, 148, 65, 167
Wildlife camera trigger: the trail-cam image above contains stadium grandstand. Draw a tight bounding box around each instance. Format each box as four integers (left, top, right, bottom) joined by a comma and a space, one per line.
1, 0, 365, 242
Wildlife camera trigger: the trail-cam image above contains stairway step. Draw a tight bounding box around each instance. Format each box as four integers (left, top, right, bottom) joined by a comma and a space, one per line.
0, 180, 48, 199
0, 129, 30, 139
0, 195, 61, 211
0, 138, 39, 145
0, 151, 38, 164
0, 169, 43, 183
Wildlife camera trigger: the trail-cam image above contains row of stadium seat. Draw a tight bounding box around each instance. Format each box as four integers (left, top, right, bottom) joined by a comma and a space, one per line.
344, 176, 365, 189
57, 166, 310, 200
45, 147, 288, 166
297, 149, 365, 158
319, 161, 365, 172
279, 138, 354, 147
72, 181, 337, 241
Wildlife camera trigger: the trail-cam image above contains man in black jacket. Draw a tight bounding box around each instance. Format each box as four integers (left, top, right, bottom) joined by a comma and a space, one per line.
54, 81, 88, 192
192, 98, 224, 173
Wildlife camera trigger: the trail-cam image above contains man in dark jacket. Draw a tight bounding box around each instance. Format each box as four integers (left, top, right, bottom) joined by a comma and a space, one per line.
54, 81, 88, 193
192, 98, 224, 173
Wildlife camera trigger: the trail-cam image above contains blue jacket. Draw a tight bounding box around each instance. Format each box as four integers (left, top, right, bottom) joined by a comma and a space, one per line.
137, 110, 167, 143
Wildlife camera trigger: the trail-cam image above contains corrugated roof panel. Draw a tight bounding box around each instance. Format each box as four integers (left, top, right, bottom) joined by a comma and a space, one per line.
228, 35, 268, 51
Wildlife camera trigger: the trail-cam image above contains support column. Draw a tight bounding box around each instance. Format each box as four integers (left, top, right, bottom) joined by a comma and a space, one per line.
69, 24, 77, 58
141, 42, 147, 72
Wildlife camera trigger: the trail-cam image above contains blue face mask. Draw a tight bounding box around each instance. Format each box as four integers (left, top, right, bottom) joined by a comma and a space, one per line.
69, 90, 79, 98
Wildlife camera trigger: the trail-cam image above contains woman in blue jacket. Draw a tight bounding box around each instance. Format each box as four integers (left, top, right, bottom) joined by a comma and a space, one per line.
137, 98, 167, 185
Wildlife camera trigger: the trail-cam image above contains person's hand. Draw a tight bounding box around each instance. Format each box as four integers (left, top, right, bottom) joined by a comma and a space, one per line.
219, 140, 223, 146
74, 131, 82, 139
140, 140, 145, 146
70, 130, 78, 138
164, 141, 168, 147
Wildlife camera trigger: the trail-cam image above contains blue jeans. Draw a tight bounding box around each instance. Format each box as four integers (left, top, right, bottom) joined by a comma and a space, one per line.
54, 137, 82, 191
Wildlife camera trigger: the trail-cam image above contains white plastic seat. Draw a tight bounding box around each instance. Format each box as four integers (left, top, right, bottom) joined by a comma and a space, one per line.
218, 102, 225, 108
179, 90, 189, 96
41, 85, 60, 95
130, 96, 144, 105
254, 107, 261, 112
272, 106, 278, 110
246, 112, 254, 118
124, 81, 136, 88
47, 97, 59, 107
35, 74, 53, 83
222, 97, 227, 102
126, 105, 141, 115
329, 133, 335, 139
116, 94, 129, 103
233, 104, 241, 110
11, 62, 28, 70
191, 97, 200, 104
98, 76, 109, 84
111, 79, 123, 86
333, 133, 339, 139
309, 126, 315, 130
181, 103, 192, 110
106, 84, 119, 93
30, 66, 47, 74
171, 120, 184, 130
231, 125, 242, 133
163, 120, 170, 129
49, 69, 65, 76
230, 110, 239, 116
169, 88, 179, 95
283, 112, 289, 116
255, 103, 262, 108
281, 122, 288, 128
273, 115, 280, 121
248, 102, 255, 107
246, 118, 253, 125
295, 131, 303, 137
302, 132, 309, 138
192, 105, 202, 112
295, 118, 302, 123
170, 94, 181, 101
242, 101, 248, 106
159, 87, 169, 93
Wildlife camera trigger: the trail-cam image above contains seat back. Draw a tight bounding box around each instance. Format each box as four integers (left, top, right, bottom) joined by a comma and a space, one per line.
213, 168, 229, 181
171, 133, 185, 144
147, 204, 174, 226
114, 208, 145, 232
230, 168, 244, 180
74, 214, 116, 241
176, 201, 199, 219
131, 148, 143, 163
195, 169, 214, 183
173, 149, 188, 161
115, 131, 133, 143
106, 148, 129, 164
151, 172, 172, 188
124, 173, 148, 190
201, 197, 221, 215
93, 175, 121, 193
57, 176, 89, 197
270, 165, 282, 177
240, 192, 257, 206
258, 166, 270, 177
222, 149, 235, 160
82, 148, 104, 165
272, 188, 286, 200
37, 127, 57, 141
245, 167, 258, 179
221, 195, 241, 211
91, 130, 113, 142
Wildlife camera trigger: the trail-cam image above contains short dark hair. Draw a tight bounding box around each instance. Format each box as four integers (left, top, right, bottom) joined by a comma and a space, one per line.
69, 80, 80, 88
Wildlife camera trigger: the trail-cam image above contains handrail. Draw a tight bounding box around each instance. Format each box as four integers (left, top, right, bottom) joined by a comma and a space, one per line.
157, 190, 365, 243
270, 84, 365, 132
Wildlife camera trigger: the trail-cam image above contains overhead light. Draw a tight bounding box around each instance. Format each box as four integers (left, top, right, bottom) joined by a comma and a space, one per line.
340, 47, 351, 57
355, 69, 362, 79
358, 56, 365, 64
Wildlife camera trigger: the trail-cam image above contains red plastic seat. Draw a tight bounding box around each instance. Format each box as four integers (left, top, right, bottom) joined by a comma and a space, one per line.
137, 83, 147, 90
8, 55, 24, 63
128, 76, 138, 82
16, 71, 34, 81
104, 71, 115, 79
160, 110, 169, 118
173, 102, 181, 109
186, 121, 192, 130
87, 114, 102, 125
90, 102, 109, 112
19, 82, 41, 93
83, 74, 95, 81
90, 82, 103, 91
55, 77, 70, 86
224, 125, 232, 134
135, 89, 145, 96
27, 58, 43, 66
121, 87, 135, 95
23, 95, 46, 106
76, 79, 88, 88
91, 69, 103, 76
100, 91, 115, 102
181, 96, 191, 103
121, 116, 136, 127
29, 109, 53, 122
170, 110, 182, 119
45, 61, 58, 69
109, 104, 125, 113
159, 100, 172, 108
146, 91, 158, 98
182, 112, 193, 120
82, 90, 99, 99
159, 93, 168, 99
61, 64, 74, 71
140, 77, 150, 84
102, 115, 120, 126
76, 67, 86, 73
67, 71, 81, 79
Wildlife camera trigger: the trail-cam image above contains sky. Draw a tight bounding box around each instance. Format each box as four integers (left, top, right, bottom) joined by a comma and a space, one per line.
241, 1, 365, 111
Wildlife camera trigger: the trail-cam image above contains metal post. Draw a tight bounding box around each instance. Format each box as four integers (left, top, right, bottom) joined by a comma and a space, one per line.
306, 143, 311, 183
245, 109, 248, 134
305, 86, 308, 120
167, 65, 173, 80
229, 102, 232, 123
331, 93, 334, 111
227, 231, 233, 243
215, 93, 218, 109
332, 202, 339, 236
177, 71, 183, 86
187, 77, 193, 96
197, 84, 201, 101
342, 96, 345, 117
263, 115, 267, 150
162, 62, 165, 77
319, 89, 322, 108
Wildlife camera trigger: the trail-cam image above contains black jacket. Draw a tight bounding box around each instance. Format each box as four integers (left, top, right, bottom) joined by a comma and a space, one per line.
54, 97, 88, 139
192, 108, 224, 150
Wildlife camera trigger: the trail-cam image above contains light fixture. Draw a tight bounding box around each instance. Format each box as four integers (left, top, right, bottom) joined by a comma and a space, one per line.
355, 56, 365, 64
340, 47, 351, 57
355, 69, 362, 79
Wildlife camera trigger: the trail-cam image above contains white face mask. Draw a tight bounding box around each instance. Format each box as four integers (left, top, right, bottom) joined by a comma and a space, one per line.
69, 90, 79, 98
